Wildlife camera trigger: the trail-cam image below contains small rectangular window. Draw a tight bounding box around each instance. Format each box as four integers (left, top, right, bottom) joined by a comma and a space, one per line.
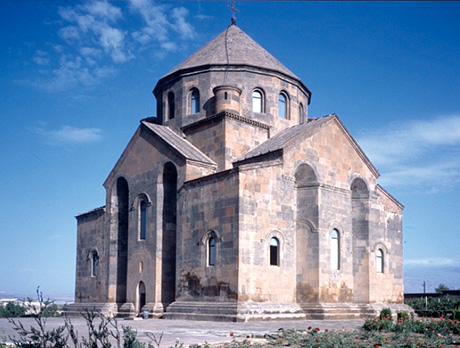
91, 252, 98, 277
376, 249, 384, 273
269, 237, 279, 266
208, 237, 216, 266
168, 92, 175, 120
140, 201, 147, 240
331, 229, 340, 270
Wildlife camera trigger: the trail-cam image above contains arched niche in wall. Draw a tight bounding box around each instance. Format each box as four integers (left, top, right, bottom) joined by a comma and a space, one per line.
115, 176, 129, 304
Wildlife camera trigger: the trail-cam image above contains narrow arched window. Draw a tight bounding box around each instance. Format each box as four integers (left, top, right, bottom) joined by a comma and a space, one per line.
270, 237, 280, 266
139, 200, 147, 240
168, 92, 175, 120
376, 249, 384, 273
191, 89, 200, 114
91, 251, 99, 277
252, 89, 263, 113
278, 92, 288, 119
299, 103, 305, 123
330, 229, 340, 270
208, 236, 216, 266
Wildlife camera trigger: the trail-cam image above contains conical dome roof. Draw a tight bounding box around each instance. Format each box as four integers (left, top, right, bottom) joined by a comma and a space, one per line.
167, 24, 298, 79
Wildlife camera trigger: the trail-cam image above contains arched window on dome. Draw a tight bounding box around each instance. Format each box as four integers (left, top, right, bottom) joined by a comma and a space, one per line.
278, 92, 289, 119
252, 89, 264, 113
299, 103, 305, 123
168, 92, 175, 120
190, 88, 200, 114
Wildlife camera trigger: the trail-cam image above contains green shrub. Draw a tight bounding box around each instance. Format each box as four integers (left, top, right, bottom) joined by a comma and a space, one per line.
405, 295, 460, 318
379, 307, 392, 320
363, 317, 393, 332
40, 303, 60, 317
8, 288, 164, 348
0, 302, 26, 318
397, 310, 409, 322
453, 309, 460, 321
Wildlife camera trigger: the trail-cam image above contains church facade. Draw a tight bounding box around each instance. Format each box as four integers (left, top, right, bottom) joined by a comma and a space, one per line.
67, 23, 407, 321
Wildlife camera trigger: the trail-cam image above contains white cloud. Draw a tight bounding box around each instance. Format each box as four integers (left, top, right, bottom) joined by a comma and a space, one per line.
195, 14, 213, 21
161, 41, 177, 52
404, 266, 460, 292
84, 1, 123, 22
58, 1, 130, 63
27, 53, 116, 92
171, 7, 195, 40
377, 159, 460, 189
130, 0, 169, 43
26, 0, 196, 92
33, 50, 50, 66
405, 257, 460, 267
130, 0, 195, 47
36, 125, 103, 145
80, 47, 102, 65
58, 26, 80, 42
358, 114, 460, 190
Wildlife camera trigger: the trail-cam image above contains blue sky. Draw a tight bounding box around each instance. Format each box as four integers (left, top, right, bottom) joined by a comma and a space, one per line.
1, 0, 459, 300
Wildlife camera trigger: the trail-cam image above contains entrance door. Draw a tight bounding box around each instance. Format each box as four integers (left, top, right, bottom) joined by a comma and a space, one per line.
138, 281, 146, 315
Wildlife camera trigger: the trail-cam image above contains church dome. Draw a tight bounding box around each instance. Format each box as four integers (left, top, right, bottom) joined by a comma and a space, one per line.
166, 23, 298, 80
153, 23, 311, 133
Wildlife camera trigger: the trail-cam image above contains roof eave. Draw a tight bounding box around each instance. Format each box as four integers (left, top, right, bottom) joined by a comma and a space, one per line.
377, 184, 404, 210
331, 116, 380, 179
153, 63, 312, 101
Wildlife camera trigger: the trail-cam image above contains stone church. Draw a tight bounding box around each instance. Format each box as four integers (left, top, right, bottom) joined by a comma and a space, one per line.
67, 22, 407, 321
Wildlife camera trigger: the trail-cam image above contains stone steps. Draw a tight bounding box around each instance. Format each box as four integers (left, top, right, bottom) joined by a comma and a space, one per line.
61, 302, 118, 318
301, 304, 374, 320
62, 302, 414, 322
164, 301, 307, 322
164, 301, 239, 321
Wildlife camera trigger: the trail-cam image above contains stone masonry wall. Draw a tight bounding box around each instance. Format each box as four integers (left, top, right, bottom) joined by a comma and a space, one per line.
224, 116, 269, 170
368, 187, 404, 303
183, 117, 226, 172
176, 170, 240, 302
75, 208, 107, 303
237, 160, 297, 303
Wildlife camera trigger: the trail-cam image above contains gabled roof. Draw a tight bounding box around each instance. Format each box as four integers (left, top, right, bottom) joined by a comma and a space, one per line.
238, 115, 335, 161
141, 121, 216, 166
104, 122, 216, 187
167, 24, 298, 79
76, 206, 106, 219
236, 114, 380, 178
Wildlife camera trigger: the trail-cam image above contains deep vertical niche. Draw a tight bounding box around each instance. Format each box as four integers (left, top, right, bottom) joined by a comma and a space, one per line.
295, 163, 319, 303
116, 177, 129, 304
351, 178, 370, 302
162, 162, 177, 307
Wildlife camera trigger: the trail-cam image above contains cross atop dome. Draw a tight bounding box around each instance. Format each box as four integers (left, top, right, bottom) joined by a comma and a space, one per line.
228, 0, 239, 25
